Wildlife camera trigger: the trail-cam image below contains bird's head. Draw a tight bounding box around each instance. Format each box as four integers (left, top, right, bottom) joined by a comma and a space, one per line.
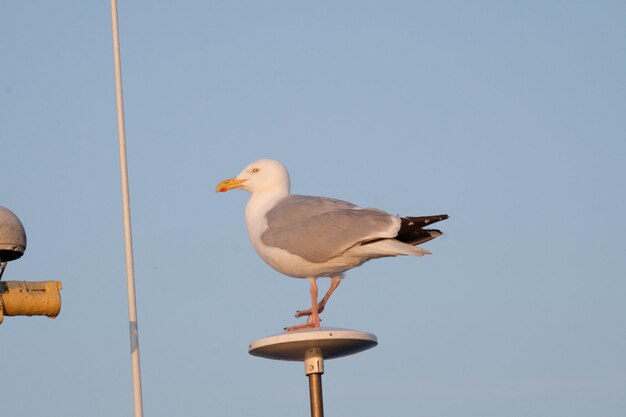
216, 159, 291, 195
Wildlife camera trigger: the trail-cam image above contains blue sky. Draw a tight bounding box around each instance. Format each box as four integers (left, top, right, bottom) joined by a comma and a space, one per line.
1, 2, 625, 416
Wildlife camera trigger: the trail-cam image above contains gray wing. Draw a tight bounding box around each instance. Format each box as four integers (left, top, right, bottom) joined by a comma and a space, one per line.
261, 195, 400, 263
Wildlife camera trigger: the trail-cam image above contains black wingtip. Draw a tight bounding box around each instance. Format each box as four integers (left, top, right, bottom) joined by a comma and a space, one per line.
401, 214, 448, 228
396, 214, 448, 245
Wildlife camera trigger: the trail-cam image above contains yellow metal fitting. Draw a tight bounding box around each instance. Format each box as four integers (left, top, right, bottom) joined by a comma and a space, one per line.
0, 281, 62, 324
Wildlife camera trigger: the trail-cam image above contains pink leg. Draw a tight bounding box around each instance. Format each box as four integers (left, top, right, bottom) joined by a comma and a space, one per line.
284, 277, 321, 332
295, 275, 342, 318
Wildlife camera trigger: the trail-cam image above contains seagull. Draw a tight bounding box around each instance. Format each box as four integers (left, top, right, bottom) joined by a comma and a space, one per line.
216, 159, 447, 331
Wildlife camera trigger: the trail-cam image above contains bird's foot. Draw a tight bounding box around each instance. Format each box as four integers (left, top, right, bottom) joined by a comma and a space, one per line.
284, 320, 321, 332
284, 322, 319, 332
294, 303, 326, 318
294, 309, 310, 318
295, 307, 317, 318
284, 314, 321, 332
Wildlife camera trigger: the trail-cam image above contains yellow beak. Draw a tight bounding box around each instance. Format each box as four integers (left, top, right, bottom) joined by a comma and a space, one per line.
216, 177, 246, 192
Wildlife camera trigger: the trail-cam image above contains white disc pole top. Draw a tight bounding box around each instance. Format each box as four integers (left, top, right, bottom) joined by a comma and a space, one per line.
249, 327, 377, 361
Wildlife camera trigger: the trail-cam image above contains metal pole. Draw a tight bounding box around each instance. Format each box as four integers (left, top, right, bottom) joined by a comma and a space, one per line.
308, 373, 324, 417
110, 2, 144, 416
304, 348, 324, 417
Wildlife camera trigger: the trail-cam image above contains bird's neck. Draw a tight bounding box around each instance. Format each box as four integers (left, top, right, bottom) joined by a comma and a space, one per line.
245, 189, 288, 229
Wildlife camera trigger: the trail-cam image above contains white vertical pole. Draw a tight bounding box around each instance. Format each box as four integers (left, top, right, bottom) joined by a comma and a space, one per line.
110, 1, 144, 416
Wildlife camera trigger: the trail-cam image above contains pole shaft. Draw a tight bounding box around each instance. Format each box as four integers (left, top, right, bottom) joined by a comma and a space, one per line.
110, 1, 144, 416
308, 373, 324, 417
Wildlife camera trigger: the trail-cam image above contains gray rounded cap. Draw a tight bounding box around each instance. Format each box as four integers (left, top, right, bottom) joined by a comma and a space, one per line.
0, 206, 27, 262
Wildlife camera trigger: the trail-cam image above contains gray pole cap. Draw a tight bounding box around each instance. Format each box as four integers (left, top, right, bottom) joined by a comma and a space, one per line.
0, 206, 27, 262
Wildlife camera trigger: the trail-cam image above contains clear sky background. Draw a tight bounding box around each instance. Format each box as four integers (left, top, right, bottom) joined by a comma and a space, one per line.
1, 2, 625, 416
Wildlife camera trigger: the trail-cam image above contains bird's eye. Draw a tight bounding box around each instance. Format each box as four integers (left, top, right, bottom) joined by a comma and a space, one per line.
252, 168, 260, 173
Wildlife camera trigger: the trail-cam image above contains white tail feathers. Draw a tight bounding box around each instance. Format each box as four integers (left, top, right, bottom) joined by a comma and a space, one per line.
356, 238, 431, 258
